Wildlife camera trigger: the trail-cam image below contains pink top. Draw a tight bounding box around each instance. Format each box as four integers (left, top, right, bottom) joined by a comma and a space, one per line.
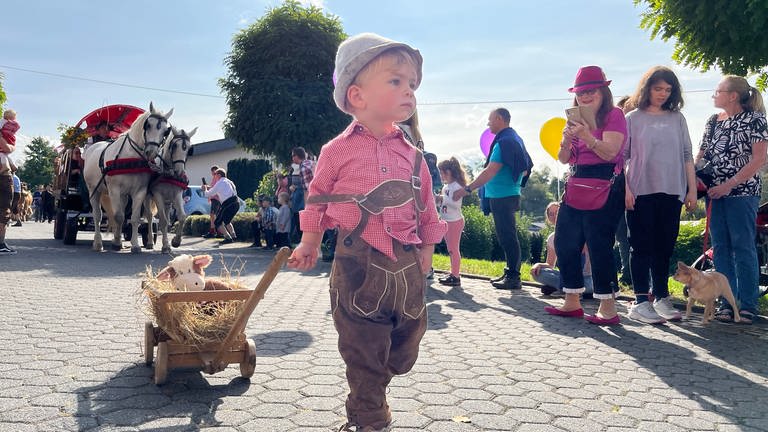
1, 120, 20, 145
276, 176, 289, 197
568, 107, 627, 166
300, 121, 447, 260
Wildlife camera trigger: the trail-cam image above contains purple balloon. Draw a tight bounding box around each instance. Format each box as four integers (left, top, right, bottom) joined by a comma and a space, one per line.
480, 128, 495, 157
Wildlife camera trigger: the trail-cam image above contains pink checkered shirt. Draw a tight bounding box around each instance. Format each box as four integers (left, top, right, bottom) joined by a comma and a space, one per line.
300, 121, 447, 261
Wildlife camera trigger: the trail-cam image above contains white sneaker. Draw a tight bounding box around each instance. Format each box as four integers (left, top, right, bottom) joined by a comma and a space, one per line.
653, 297, 682, 321
629, 301, 666, 324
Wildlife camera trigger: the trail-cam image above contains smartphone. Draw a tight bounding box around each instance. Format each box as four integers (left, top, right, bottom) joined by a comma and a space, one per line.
201, 177, 207, 185
565, 107, 582, 125
565, 106, 596, 130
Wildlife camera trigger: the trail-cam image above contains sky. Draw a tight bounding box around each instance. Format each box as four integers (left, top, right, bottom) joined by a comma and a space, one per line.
1, 0, 736, 175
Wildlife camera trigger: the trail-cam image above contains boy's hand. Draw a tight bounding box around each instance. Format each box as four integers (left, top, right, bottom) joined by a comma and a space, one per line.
287, 231, 323, 271
288, 242, 319, 270
418, 244, 435, 274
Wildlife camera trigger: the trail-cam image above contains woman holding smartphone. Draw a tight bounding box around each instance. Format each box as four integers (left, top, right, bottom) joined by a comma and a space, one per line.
545, 65, 627, 326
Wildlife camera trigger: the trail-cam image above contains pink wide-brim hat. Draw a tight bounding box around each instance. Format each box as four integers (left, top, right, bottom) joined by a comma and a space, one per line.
568, 65, 612, 93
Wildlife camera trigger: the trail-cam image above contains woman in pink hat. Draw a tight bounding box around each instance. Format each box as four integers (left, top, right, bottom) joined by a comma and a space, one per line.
545, 65, 627, 326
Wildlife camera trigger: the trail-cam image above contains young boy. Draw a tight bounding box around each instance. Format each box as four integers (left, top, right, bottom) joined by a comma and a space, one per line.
0, 110, 20, 173
288, 33, 446, 432
260, 197, 278, 250
275, 191, 291, 248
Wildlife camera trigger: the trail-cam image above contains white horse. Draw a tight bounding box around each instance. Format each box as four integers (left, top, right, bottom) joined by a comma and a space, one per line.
83, 103, 173, 253
145, 126, 197, 253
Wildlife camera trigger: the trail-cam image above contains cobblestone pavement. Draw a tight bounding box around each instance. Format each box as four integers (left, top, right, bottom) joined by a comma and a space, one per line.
1, 222, 767, 432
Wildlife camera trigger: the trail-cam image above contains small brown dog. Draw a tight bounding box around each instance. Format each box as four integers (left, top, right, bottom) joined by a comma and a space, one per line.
673, 262, 741, 324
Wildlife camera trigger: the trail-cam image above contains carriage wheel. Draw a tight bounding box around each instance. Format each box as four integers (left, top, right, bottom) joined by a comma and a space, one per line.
53, 210, 66, 240
240, 339, 256, 379
63, 217, 78, 245
144, 322, 155, 366
154, 342, 169, 385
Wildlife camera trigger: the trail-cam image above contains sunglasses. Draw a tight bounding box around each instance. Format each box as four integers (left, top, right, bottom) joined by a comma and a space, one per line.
576, 88, 599, 97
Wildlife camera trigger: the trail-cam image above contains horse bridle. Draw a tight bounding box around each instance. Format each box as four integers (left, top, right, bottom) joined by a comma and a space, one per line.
158, 132, 190, 173
125, 113, 170, 159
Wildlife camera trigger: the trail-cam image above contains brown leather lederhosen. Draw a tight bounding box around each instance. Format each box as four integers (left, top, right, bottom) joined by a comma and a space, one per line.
307, 151, 428, 429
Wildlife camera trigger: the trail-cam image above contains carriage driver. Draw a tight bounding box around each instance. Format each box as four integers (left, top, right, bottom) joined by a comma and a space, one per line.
201, 168, 238, 245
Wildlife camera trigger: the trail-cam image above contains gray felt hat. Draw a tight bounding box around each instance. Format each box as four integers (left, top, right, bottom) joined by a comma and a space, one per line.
333, 33, 423, 114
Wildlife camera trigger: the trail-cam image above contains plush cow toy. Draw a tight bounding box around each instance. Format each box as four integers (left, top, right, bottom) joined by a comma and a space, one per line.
156, 254, 232, 291
156, 254, 211, 291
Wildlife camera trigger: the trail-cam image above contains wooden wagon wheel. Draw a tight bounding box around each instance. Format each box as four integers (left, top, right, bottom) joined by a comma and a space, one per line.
240, 339, 256, 378
144, 321, 155, 366
154, 341, 169, 385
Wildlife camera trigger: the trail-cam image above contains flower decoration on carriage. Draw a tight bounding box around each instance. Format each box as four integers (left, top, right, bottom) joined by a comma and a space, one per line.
57, 123, 89, 149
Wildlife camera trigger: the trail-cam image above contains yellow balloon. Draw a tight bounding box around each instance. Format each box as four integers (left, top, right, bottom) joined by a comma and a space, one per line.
539, 117, 567, 160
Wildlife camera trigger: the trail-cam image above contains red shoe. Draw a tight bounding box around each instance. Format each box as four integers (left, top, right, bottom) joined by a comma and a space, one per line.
544, 306, 584, 318
584, 314, 621, 326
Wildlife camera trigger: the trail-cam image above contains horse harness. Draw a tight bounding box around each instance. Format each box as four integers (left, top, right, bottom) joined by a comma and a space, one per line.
88, 114, 169, 202
306, 151, 427, 247
156, 132, 191, 174
98, 113, 170, 177
149, 131, 192, 191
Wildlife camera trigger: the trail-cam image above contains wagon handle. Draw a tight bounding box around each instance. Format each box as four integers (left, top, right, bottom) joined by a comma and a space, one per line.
209, 247, 292, 369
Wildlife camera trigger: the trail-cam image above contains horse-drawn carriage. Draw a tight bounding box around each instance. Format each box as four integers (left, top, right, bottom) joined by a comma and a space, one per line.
53, 103, 190, 253
53, 105, 158, 246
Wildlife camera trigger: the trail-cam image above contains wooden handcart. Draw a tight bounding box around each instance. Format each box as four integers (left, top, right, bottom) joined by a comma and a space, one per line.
144, 247, 291, 385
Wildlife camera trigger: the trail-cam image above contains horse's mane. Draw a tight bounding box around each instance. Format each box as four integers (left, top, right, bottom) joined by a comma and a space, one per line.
124, 110, 151, 141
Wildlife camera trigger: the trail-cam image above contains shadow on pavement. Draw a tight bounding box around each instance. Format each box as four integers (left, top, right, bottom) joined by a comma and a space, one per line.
498, 291, 768, 430
249, 330, 314, 357
74, 330, 312, 430
75, 363, 250, 431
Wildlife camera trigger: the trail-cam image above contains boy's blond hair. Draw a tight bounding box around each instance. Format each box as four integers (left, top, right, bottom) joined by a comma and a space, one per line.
3, 110, 16, 121
352, 49, 419, 89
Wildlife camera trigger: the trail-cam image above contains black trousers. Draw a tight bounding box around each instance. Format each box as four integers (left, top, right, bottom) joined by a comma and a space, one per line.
555, 174, 625, 296
626, 193, 682, 300
489, 195, 521, 279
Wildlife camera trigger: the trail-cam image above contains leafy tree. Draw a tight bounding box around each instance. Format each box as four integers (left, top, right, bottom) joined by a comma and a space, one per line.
220, 0, 348, 165
520, 168, 554, 219
0, 72, 6, 110
18, 137, 56, 188
636, 0, 768, 89
226, 158, 272, 203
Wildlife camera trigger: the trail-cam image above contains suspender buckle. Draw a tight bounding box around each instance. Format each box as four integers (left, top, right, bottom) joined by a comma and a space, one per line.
411, 176, 422, 190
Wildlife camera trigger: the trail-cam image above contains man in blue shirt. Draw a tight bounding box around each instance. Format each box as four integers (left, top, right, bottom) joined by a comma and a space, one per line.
454, 108, 533, 289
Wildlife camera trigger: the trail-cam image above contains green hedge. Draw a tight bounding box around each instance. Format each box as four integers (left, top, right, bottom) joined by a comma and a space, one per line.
183, 212, 259, 240
460, 205, 494, 259
454, 206, 706, 274
180, 206, 707, 277
459, 206, 532, 263
670, 219, 706, 274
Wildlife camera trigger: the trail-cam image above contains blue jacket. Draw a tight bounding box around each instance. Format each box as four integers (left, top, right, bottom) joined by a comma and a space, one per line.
484, 127, 533, 187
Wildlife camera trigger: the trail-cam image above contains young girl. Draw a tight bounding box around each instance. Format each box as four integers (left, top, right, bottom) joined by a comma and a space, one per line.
625, 66, 696, 325
437, 157, 468, 286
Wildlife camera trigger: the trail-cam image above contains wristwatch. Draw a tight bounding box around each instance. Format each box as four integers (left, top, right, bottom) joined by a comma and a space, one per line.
464, 186, 472, 194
